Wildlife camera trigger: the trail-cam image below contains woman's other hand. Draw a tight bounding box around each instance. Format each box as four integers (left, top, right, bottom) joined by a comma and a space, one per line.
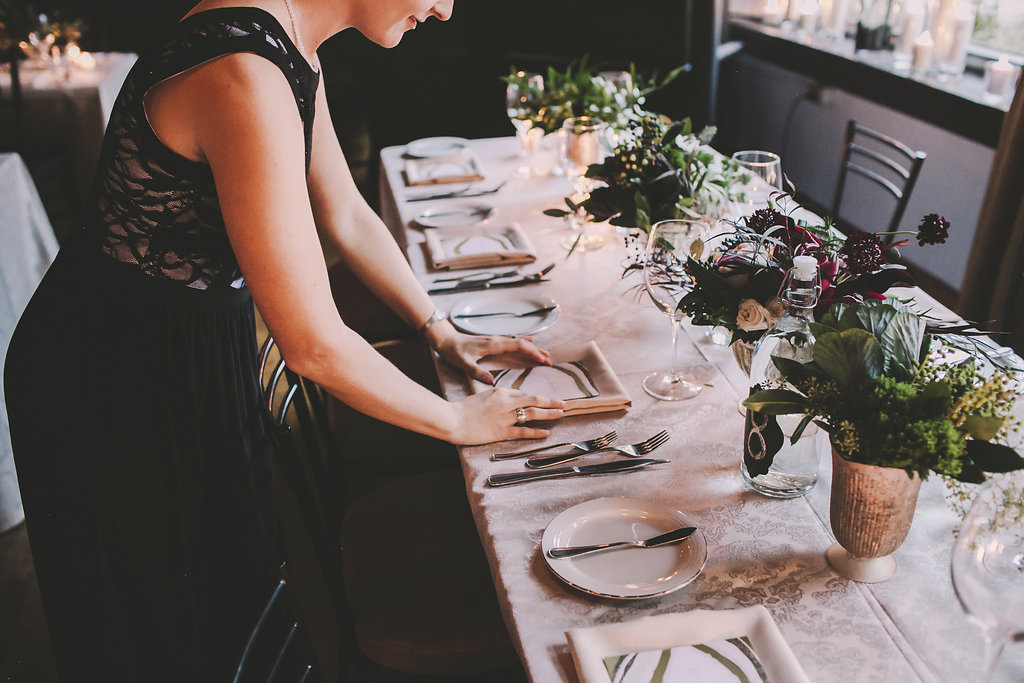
427, 321, 552, 384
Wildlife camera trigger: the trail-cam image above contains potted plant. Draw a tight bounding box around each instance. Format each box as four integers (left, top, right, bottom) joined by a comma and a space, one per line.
744, 299, 1024, 582
678, 208, 952, 372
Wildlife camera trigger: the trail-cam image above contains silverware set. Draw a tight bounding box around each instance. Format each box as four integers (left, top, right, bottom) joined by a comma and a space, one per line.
407, 180, 507, 202
487, 430, 671, 486
428, 263, 555, 295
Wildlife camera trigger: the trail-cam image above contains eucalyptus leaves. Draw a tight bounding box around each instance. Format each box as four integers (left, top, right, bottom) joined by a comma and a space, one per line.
744, 300, 1024, 482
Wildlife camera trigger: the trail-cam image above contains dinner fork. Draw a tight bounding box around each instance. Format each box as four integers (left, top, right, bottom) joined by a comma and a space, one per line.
407, 181, 507, 202
491, 431, 618, 461
525, 430, 670, 469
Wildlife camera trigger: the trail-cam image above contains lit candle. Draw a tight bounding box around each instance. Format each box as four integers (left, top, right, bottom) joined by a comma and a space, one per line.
898, 9, 923, 55
763, 0, 785, 25
986, 55, 1018, 97
913, 31, 933, 72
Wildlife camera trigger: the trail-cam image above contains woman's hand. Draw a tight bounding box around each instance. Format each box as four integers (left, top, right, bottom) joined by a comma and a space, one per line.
427, 321, 552, 384
448, 388, 565, 445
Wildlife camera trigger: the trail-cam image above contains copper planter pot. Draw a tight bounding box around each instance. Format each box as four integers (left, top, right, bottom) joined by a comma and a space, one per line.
826, 447, 923, 583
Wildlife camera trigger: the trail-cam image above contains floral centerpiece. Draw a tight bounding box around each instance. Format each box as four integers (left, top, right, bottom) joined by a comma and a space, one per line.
504, 56, 683, 135
543, 113, 738, 231
743, 299, 1024, 581
678, 207, 952, 346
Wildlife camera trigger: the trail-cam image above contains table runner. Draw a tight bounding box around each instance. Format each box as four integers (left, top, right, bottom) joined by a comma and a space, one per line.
379, 137, 1022, 682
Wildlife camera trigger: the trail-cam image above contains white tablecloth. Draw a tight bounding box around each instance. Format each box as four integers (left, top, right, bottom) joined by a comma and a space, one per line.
379, 137, 1023, 682
0, 152, 58, 533
0, 53, 137, 213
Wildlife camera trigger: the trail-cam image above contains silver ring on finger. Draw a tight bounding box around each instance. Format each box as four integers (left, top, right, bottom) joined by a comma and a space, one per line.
515, 407, 527, 425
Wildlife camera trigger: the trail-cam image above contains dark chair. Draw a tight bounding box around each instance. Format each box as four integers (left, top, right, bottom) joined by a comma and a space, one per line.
832, 120, 926, 242
258, 338, 522, 681
233, 577, 322, 683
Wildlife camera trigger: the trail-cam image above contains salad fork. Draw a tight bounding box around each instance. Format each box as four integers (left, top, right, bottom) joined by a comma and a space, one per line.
525, 430, 670, 469
491, 431, 617, 461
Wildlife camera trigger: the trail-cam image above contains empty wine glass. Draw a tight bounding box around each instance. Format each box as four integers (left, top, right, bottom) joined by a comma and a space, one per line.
506, 71, 544, 158
731, 150, 784, 213
642, 220, 707, 401
951, 473, 1024, 682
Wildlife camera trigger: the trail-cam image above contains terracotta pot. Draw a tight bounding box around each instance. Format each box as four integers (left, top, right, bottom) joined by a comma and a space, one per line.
732, 340, 755, 376
826, 447, 923, 583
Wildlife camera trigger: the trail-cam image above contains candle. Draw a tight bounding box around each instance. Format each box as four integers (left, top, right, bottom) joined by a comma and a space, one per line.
986, 55, 1018, 97
763, 0, 785, 25
942, 9, 973, 75
800, 6, 820, 32
829, 0, 850, 34
787, 0, 803, 22
898, 9, 923, 54
913, 31, 933, 72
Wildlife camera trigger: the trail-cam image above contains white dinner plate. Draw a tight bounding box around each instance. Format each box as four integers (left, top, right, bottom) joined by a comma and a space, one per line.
449, 291, 559, 336
405, 136, 470, 159
414, 204, 495, 229
542, 497, 708, 600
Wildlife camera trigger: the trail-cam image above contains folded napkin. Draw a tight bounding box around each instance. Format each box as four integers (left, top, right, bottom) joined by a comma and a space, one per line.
567, 606, 810, 683
470, 341, 630, 417
425, 223, 536, 270
404, 152, 486, 186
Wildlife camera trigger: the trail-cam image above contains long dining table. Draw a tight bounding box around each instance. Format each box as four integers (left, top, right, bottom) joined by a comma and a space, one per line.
377, 136, 1023, 682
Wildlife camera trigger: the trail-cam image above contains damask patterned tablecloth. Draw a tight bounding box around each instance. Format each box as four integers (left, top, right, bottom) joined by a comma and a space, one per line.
379, 137, 1023, 682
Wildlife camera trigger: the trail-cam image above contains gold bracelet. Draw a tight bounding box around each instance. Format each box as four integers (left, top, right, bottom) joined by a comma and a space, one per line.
418, 309, 447, 336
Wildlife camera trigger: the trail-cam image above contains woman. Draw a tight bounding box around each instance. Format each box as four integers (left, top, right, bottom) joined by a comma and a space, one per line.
4, 0, 564, 679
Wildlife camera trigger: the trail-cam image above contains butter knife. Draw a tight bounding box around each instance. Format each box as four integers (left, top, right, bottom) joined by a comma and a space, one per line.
547, 526, 698, 559
486, 458, 668, 487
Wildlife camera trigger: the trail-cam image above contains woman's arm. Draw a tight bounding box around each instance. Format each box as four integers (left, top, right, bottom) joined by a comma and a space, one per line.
304, 73, 550, 383
158, 54, 562, 444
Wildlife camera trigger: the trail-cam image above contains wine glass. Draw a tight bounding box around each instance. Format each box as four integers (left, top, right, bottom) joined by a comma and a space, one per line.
731, 150, 784, 213
951, 473, 1024, 682
506, 71, 544, 159
559, 116, 610, 252
642, 220, 707, 401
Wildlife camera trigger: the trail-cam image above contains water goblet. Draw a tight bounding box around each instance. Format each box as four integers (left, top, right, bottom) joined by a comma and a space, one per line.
951, 473, 1024, 682
642, 219, 707, 401
731, 150, 784, 211
506, 72, 544, 160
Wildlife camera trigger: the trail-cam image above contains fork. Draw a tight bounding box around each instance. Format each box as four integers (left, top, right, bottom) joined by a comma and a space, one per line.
407, 181, 507, 202
453, 305, 557, 320
491, 431, 618, 461
433, 267, 522, 284
525, 430, 670, 469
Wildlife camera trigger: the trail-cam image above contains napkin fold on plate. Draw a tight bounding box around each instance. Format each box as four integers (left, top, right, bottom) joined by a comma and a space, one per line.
404, 152, 486, 186
566, 606, 810, 683
470, 341, 631, 417
425, 223, 537, 270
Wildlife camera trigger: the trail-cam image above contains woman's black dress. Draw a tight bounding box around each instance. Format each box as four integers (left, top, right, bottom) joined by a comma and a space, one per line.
3, 8, 318, 681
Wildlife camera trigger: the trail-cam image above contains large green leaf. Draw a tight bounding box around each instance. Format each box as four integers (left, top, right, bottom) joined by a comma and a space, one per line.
879, 311, 925, 380
771, 356, 816, 384
743, 389, 809, 415
809, 322, 839, 338
963, 415, 1004, 441
967, 440, 1024, 473
813, 329, 883, 386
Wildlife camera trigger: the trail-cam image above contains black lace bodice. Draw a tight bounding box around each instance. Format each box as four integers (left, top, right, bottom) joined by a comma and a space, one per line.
88, 7, 319, 290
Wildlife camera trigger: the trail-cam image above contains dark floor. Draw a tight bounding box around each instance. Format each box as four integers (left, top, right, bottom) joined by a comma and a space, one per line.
0, 522, 58, 683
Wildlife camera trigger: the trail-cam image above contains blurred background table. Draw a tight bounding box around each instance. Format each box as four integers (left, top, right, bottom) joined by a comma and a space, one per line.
0, 152, 58, 533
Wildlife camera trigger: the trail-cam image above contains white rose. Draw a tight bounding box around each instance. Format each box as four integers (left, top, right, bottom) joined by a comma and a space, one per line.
736, 298, 772, 332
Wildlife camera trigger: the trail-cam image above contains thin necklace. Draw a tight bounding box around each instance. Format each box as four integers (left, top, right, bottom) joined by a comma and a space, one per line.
282, 0, 308, 61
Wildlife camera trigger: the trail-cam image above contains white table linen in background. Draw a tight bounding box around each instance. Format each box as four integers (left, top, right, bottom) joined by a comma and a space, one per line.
379, 137, 1023, 682
0, 53, 137, 212
0, 153, 58, 533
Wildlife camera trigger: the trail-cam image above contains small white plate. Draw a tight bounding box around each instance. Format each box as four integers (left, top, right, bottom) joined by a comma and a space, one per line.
542, 497, 707, 600
449, 291, 559, 336
405, 136, 470, 158
414, 204, 494, 229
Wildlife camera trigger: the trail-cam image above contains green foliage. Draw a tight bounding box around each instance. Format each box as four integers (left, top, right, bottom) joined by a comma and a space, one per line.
504, 57, 683, 135
743, 301, 1024, 482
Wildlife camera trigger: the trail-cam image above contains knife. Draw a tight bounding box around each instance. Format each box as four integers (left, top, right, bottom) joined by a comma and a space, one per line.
428, 277, 550, 295
547, 526, 698, 559
486, 458, 668, 487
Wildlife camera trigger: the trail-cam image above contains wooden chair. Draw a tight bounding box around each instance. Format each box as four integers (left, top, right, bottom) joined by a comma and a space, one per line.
832, 120, 926, 242
233, 577, 322, 683
258, 338, 522, 681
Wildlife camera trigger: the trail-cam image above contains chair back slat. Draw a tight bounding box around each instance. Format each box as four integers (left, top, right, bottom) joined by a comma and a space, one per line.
832, 119, 927, 241
234, 579, 321, 683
